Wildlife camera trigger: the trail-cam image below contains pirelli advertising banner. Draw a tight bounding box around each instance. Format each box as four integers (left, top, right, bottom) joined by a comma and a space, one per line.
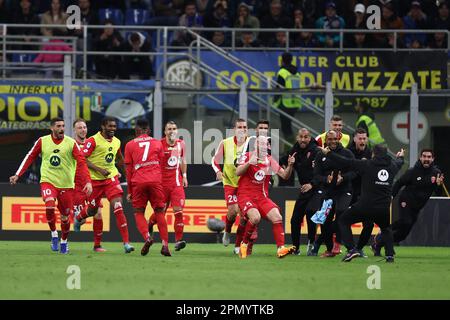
1, 184, 448, 246
193, 51, 447, 111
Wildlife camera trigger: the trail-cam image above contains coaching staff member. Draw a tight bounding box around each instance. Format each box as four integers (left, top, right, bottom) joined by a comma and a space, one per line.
319, 144, 405, 263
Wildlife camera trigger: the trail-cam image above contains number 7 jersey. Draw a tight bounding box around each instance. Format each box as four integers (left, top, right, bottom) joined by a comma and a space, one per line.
124, 134, 164, 187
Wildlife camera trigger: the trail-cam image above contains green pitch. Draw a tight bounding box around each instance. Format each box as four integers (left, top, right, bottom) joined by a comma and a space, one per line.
1, 241, 449, 299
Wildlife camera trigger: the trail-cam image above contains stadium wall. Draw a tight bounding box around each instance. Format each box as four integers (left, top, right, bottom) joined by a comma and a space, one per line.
0, 184, 448, 246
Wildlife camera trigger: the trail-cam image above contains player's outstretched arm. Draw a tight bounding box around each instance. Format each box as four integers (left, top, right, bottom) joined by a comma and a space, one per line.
277, 152, 296, 180
11, 138, 42, 184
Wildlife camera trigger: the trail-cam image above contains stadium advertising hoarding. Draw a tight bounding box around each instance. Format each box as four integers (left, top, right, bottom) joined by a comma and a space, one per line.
0, 80, 154, 131
165, 50, 446, 111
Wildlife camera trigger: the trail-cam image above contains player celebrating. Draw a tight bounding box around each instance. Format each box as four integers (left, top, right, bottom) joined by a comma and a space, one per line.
148, 121, 188, 251
236, 136, 296, 259
72, 118, 105, 252
124, 118, 171, 257
10, 117, 92, 254
74, 116, 134, 254
211, 118, 249, 251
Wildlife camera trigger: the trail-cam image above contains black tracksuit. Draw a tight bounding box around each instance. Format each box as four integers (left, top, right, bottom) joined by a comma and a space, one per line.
281, 140, 319, 250
347, 143, 374, 250
310, 144, 356, 252
327, 152, 404, 257
390, 161, 442, 243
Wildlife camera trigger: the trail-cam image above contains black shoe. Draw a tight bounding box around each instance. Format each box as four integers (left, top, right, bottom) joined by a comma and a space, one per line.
342, 248, 360, 262
292, 249, 300, 256
371, 242, 382, 257
161, 245, 172, 257
386, 256, 394, 263
174, 240, 187, 251
141, 239, 154, 256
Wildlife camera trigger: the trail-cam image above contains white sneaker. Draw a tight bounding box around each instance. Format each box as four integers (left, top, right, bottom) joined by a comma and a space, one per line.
222, 232, 230, 246
233, 247, 240, 254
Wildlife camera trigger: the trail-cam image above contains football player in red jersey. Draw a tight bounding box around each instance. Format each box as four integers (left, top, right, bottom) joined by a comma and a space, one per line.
124, 118, 171, 256
148, 121, 188, 251
236, 136, 296, 258
72, 118, 106, 252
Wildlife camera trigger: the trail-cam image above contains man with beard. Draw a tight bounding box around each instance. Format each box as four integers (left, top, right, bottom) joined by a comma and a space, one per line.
347, 128, 374, 257
74, 116, 135, 254
282, 128, 318, 255
309, 130, 355, 257
372, 149, 444, 255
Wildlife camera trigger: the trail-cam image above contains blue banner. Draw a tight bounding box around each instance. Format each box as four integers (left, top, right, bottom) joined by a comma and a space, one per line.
0, 80, 155, 131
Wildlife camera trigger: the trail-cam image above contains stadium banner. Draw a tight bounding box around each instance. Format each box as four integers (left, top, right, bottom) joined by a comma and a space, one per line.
160, 51, 447, 112
1, 197, 110, 231
0, 80, 154, 131
1, 184, 449, 246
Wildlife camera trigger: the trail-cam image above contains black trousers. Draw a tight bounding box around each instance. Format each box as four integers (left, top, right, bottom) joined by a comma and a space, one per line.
308, 191, 352, 252
290, 192, 316, 249
279, 105, 297, 139
350, 193, 374, 250
391, 203, 421, 243
339, 204, 395, 257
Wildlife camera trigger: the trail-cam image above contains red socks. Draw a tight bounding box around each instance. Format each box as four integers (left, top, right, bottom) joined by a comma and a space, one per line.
45, 200, 56, 232
93, 217, 103, 247
225, 215, 234, 233
272, 221, 285, 248
113, 202, 129, 244
243, 221, 257, 244
235, 221, 246, 247
149, 213, 157, 226
134, 212, 150, 241
61, 218, 70, 240
174, 211, 184, 242
155, 212, 169, 246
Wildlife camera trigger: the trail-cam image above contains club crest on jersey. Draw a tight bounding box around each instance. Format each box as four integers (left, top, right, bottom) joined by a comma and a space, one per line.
417, 177, 422, 181
50, 155, 61, 166
254, 170, 265, 181
105, 153, 114, 163
168, 156, 178, 167
377, 169, 389, 182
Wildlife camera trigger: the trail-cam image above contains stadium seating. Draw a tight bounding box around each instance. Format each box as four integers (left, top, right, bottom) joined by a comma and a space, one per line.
125, 9, 151, 26
99, 8, 124, 25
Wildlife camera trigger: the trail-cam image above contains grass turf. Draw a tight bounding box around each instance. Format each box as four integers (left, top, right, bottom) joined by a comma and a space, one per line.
0, 241, 449, 299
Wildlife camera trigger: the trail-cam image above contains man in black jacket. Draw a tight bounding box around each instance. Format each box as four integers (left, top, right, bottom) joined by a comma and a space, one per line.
281, 128, 318, 255
309, 130, 356, 257
320, 144, 405, 263
373, 149, 444, 255
347, 128, 374, 257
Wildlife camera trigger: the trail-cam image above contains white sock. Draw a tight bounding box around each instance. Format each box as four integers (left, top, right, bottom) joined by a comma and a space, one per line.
51, 231, 58, 238
60, 239, 67, 244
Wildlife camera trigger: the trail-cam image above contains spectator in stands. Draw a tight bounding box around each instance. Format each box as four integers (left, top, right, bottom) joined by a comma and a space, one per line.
41, 0, 68, 37
403, 1, 430, 48
122, 32, 154, 79
345, 3, 369, 47
10, 0, 41, 49
0, 0, 9, 23
432, 1, 450, 30
33, 29, 72, 78
211, 30, 230, 46
373, 2, 404, 47
297, 0, 322, 27
428, 31, 447, 48
347, 29, 371, 48
234, 2, 260, 43
150, 0, 184, 26
173, 1, 204, 46
196, 0, 216, 14
293, 27, 318, 48
315, 1, 346, 48
236, 29, 261, 47
93, 19, 125, 79
203, 0, 231, 40
93, 0, 126, 11
269, 30, 288, 48
259, 0, 293, 45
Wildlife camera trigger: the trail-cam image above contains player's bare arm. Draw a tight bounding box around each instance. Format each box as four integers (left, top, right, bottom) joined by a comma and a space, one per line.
115, 149, 126, 179
277, 153, 296, 180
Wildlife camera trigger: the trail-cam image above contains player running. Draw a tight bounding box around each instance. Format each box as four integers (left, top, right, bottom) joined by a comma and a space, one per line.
236, 136, 296, 259
73, 116, 134, 254
148, 121, 188, 251
72, 118, 105, 252
211, 118, 249, 253
10, 117, 92, 254
124, 118, 171, 257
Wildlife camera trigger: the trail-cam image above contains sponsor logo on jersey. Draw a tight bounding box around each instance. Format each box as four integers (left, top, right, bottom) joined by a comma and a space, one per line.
105, 153, 114, 163
49, 155, 60, 166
